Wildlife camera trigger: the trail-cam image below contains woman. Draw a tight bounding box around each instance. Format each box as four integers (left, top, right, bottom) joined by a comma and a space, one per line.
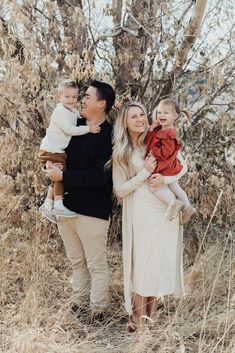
112, 102, 186, 331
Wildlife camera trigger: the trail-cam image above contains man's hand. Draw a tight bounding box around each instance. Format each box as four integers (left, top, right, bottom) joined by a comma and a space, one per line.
46, 160, 63, 170
45, 165, 63, 182
149, 173, 165, 189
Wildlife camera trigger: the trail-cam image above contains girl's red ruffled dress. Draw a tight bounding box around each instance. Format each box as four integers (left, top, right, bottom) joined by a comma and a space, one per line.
146, 125, 182, 176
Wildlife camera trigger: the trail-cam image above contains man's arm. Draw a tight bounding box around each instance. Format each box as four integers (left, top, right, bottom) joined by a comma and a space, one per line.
46, 143, 112, 186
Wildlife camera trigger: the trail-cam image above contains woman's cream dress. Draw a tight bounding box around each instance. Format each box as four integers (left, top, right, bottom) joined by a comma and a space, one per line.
113, 148, 186, 314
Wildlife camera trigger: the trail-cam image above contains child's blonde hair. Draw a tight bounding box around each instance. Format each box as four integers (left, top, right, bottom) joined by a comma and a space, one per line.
153, 98, 190, 122
58, 79, 78, 93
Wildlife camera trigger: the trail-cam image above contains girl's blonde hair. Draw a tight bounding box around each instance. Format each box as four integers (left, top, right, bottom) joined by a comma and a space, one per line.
152, 98, 190, 122
112, 101, 148, 177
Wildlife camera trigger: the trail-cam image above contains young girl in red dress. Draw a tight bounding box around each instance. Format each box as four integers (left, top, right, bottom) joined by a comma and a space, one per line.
146, 98, 196, 224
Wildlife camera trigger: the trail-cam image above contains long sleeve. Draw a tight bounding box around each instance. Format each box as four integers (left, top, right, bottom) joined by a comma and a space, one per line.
54, 115, 89, 136
151, 138, 176, 161
113, 164, 151, 198
40, 104, 90, 153
164, 151, 188, 184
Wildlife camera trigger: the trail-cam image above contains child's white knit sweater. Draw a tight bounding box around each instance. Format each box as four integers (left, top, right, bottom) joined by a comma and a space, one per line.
40, 103, 89, 153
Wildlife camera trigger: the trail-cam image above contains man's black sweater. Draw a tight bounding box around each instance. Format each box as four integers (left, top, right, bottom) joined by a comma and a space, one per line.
63, 118, 113, 220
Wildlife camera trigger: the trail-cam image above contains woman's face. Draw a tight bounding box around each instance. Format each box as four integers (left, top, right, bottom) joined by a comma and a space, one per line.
126, 106, 147, 136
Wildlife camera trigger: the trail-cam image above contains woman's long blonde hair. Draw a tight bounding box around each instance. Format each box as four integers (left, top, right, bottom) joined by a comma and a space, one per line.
112, 101, 148, 177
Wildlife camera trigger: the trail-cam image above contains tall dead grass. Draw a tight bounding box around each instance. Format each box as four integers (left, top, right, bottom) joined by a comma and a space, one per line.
0, 113, 234, 352
0, 187, 234, 352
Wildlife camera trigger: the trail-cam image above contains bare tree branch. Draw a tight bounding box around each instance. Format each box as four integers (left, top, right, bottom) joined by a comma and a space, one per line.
158, 0, 208, 98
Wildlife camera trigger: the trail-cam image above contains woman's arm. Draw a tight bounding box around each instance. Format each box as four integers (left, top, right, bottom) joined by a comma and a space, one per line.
113, 165, 151, 199
113, 154, 156, 198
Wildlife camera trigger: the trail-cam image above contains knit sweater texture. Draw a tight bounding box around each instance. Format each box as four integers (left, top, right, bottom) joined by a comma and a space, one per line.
40, 103, 89, 153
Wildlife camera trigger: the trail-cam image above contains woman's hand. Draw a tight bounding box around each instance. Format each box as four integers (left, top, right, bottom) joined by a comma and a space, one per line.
149, 173, 165, 189
45, 165, 63, 182
144, 154, 157, 174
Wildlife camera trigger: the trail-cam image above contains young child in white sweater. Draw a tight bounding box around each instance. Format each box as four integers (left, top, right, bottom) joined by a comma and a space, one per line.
38, 79, 100, 223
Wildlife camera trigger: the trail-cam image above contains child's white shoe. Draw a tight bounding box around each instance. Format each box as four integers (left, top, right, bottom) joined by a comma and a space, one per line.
39, 203, 58, 224
52, 206, 77, 218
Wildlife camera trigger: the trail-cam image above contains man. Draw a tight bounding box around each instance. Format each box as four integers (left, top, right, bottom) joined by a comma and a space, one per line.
46, 80, 115, 315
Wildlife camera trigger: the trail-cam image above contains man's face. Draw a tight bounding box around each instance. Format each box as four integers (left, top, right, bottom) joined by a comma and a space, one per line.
81, 86, 106, 118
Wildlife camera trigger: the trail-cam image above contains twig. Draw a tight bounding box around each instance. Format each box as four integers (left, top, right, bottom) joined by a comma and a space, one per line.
190, 190, 224, 267
198, 233, 230, 353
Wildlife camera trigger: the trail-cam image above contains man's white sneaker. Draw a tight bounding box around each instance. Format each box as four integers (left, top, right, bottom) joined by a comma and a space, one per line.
52, 207, 77, 218
39, 203, 58, 224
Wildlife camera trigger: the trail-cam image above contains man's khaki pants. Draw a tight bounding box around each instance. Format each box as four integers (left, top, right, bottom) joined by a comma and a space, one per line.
58, 214, 110, 310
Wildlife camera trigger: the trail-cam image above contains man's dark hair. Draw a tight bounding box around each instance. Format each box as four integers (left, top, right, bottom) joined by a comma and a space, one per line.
90, 80, 115, 114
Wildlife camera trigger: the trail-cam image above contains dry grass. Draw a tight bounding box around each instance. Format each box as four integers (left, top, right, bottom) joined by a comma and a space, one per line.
0, 117, 234, 352
0, 191, 234, 353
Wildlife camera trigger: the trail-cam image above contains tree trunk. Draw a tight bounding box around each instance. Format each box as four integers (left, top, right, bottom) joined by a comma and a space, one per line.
112, 0, 156, 98
159, 0, 208, 99
56, 0, 87, 55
